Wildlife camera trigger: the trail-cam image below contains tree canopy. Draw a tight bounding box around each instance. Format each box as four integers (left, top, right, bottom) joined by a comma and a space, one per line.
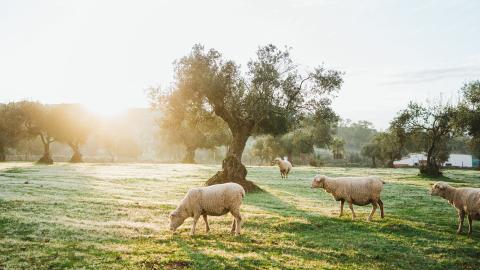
149, 87, 231, 163
171, 44, 343, 190
391, 101, 458, 175
0, 102, 31, 161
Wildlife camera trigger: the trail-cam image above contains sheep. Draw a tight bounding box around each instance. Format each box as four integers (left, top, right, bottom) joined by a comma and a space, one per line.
273, 157, 292, 179
430, 181, 480, 236
169, 183, 245, 236
311, 175, 385, 221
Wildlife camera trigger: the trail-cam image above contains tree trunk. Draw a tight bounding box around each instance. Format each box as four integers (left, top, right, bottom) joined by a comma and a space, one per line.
37, 141, 53, 164
287, 151, 293, 165
386, 159, 394, 168
182, 146, 196, 164
0, 145, 6, 162
69, 143, 83, 163
420, 143, 442, 176
206, 128, 258, 192
371, 156, 376, 168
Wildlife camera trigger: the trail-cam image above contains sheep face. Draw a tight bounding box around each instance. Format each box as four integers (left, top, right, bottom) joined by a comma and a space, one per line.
311, 175, 326, 189
272, 158, 281, 165
169, 211, 187, 231
430, 182, 449, 197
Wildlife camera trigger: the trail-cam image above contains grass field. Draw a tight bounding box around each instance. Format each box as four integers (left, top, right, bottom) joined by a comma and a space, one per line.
1, 163, 480, 269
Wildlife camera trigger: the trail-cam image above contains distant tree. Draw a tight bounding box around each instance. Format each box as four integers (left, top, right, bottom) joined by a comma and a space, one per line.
392, 101, 458, 176
48, 104, 94, 163
0, 102, 31, 161
251, 135, 282, 164
447, 136, 470, 154
457, 80, 480, 156
337, 120, 377, 152
374, 131, 407, 168
361, 142, 381, 167
169, 44, 343, 190
280, 129, 315, 163
149, 88, 231, 163
251, 108, 338, 165
331, 138, 345, 159
19, 101, 56, 164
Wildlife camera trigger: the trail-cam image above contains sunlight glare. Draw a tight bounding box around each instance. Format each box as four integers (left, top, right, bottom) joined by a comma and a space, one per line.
84, 101, 126, 117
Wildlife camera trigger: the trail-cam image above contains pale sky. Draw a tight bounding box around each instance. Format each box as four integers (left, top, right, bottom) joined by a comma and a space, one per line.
1, 0, 479, 129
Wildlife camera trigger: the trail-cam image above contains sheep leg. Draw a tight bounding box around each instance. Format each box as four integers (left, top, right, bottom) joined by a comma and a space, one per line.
467, 214, 473, 236
368, 202, 378, 222
230, 209, 242, 236
191, 214, 200, 235
457, 210, 465, 234
339, 200, 344, 217
378, 199, 385, 218
202, 214, 210, 233
348, 201, 356, 220
231, 219, 236, 234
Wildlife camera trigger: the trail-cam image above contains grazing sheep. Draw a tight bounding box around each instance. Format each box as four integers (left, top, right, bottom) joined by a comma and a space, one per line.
430, 182, 480, 236
311, 175, 385, 221
273, 157, 292, 179
169, 183, 245, 235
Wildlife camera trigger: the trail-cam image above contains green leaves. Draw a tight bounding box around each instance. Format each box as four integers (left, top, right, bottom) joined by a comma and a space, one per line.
171, 44, 343, 137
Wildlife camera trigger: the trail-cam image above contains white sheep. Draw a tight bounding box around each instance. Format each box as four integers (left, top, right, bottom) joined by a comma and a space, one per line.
273, 157, 292, 179
311, 175, 385, 221
169, 183, 245, 235
430, 182, 480, 235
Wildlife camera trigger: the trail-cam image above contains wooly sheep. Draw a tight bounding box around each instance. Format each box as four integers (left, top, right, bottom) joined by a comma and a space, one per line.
430, 181, 480, 235
169, 183, 245, 235
273, 157, 292, 179
311, 175, 385, 221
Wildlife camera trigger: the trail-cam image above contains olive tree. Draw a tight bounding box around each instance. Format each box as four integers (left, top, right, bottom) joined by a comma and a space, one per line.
18, 101, 56, 164
392, 101, 457, 176
0, 102, 31, 161
149, 88, 231, 163
48, 104, 93, 163
170, 44, 343, 191
361, 142, 381, 168
457, 80, 480, 157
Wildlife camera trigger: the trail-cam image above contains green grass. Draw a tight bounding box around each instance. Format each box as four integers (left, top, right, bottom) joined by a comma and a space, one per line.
0, 162, 479, 269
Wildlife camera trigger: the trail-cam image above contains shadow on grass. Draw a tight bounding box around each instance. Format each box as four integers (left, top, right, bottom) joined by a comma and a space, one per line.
159, 190, 454, 269
239, 190, 475, 269
415, 173, 469, 184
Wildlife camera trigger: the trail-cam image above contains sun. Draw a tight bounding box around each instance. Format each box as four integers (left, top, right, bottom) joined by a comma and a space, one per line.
84, 101, 126, 117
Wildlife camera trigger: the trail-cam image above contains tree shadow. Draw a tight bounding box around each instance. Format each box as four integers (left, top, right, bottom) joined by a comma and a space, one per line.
238, 189, 476, 269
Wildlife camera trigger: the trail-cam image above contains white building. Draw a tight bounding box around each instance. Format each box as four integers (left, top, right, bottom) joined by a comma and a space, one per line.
394, 153, 473, 168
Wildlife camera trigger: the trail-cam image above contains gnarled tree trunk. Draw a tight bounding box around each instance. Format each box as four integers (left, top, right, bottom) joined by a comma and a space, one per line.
420, 144, 442, 176
69, 143, 83, 163
182, 146, 196, 164
206, 127, 258, 192
37, 134, 54, 164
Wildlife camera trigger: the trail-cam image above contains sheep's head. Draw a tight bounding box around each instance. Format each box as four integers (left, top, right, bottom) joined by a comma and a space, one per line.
169, 210, 187, 231
272, 158, 282, 165
311, 175, 326, 189
430, 182, 450, 197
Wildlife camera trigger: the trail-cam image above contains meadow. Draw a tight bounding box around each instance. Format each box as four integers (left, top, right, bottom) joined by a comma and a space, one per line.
1, 162, 479, 269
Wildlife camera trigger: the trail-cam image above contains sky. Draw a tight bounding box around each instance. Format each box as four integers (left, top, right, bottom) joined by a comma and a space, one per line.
1, 0, 479, 129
